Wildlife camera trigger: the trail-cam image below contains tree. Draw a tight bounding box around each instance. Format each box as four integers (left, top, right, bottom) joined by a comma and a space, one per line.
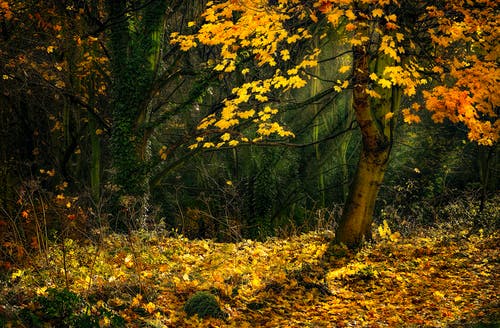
0, 0, 220, 232
103, 0, 217, 229
171, 0, 499, 247
0, 0, 110, 195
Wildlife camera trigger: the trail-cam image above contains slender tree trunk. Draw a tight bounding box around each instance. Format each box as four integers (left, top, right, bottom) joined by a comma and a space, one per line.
334, 45, 400, 248
335, 145, 389, 246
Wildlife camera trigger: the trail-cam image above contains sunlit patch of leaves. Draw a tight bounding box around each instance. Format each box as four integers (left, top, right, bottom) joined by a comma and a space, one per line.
0, 226, 498, 327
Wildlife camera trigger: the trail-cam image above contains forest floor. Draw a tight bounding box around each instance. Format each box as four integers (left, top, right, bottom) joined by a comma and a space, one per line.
0, 223, 499, 327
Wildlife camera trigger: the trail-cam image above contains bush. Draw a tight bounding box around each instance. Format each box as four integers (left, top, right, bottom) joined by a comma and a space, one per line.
19, 288, 125, 327
184, 291, 227, 319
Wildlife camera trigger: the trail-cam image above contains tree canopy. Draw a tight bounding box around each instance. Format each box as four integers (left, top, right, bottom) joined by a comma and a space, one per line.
172, 0, 498, 146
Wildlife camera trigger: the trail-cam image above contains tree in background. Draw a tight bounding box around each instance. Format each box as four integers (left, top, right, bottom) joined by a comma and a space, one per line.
171, 0, 499, 247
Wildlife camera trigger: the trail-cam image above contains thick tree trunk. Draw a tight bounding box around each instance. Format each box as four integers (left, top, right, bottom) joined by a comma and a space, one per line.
106, 0, 167, 230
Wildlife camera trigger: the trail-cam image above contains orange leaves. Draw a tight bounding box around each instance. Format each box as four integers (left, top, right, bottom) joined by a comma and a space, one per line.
326, 8, 344, 27
172, 0, 499, 148
402, 103, 422, 124
424, 86, 499, 145
420, 1, 499, 144
372, 8, 384, 18
0, 1, 12, 20
423, 53, 500, 145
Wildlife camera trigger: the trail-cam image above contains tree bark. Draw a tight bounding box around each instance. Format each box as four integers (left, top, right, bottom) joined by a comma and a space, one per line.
106, 0, 167, 230
335, 145, 389, 246
334, 45, 400, 248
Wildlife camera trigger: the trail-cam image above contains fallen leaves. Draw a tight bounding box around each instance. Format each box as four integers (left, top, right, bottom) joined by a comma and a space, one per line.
1, 228, 498, 327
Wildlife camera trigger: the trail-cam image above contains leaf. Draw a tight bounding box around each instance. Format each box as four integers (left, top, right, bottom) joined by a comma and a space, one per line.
372, 9, 384, 18
384, 112, 394, 120
338, 65, 351, 74
378, 78, 392, 88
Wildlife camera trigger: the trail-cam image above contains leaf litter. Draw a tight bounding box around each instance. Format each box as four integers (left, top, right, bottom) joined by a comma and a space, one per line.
1, 226, 498, 327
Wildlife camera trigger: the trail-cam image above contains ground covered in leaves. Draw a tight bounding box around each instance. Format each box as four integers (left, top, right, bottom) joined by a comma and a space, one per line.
1, 225, 498, 327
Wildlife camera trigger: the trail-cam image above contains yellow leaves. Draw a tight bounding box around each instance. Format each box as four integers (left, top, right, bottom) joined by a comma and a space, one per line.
288, 75, 307, 88
237, 109, 255, 119
402, 108, 421, 124
338, 65, 351, 74
5, 221, 500, 327
286, 34, 300, 44
255, 94, 268, 102
326, 8, 344, 27
376, 220, 401, 242
257, 122, 294, 138
372, 9, 384, 18
350, 36, 370, 46
377, 78, 392, 89
345, 9, 356, 21
385, 14, 397, 22
379, 35, 400, 62
159, 146, 168, 160
174, 0, 498, 150
333, 80, 349, 92
326, 263, 378, 281
433, 291, 445, 300
144, 302, 156, 314
365, 88, 381, 99
170, 34, 197, 51
280, 49, 290, 61
35, 286, 48, 297
377, 220, 392, 239
131, 294, 142, 307
55, 80, 66, 89
124, 254, 134, 268
250, 275, 263, 289
310, 12, 318, 23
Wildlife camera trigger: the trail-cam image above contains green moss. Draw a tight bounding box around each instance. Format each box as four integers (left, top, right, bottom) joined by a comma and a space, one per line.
184, 291, 227, 319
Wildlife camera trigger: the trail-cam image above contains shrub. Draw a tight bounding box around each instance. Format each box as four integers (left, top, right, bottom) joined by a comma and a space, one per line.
184, 291, 227, 319
19, 288, 125, 327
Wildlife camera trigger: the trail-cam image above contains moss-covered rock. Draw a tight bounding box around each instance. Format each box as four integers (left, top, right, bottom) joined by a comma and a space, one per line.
184, 291, 227, 319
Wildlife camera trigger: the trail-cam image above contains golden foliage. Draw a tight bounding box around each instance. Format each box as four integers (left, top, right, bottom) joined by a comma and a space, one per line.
2, 228, 498, 326
171, 0, 499, 147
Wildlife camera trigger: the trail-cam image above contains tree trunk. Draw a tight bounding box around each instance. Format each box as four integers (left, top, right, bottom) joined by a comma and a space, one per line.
334, 44, 400, 248
335, 145, 389, 246
106, 0, 167, 230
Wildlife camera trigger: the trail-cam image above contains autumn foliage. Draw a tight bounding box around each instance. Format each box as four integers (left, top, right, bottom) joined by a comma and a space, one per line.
1, 226, 499, 327
171, 0, 499, 146
1, 1, 499, 327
